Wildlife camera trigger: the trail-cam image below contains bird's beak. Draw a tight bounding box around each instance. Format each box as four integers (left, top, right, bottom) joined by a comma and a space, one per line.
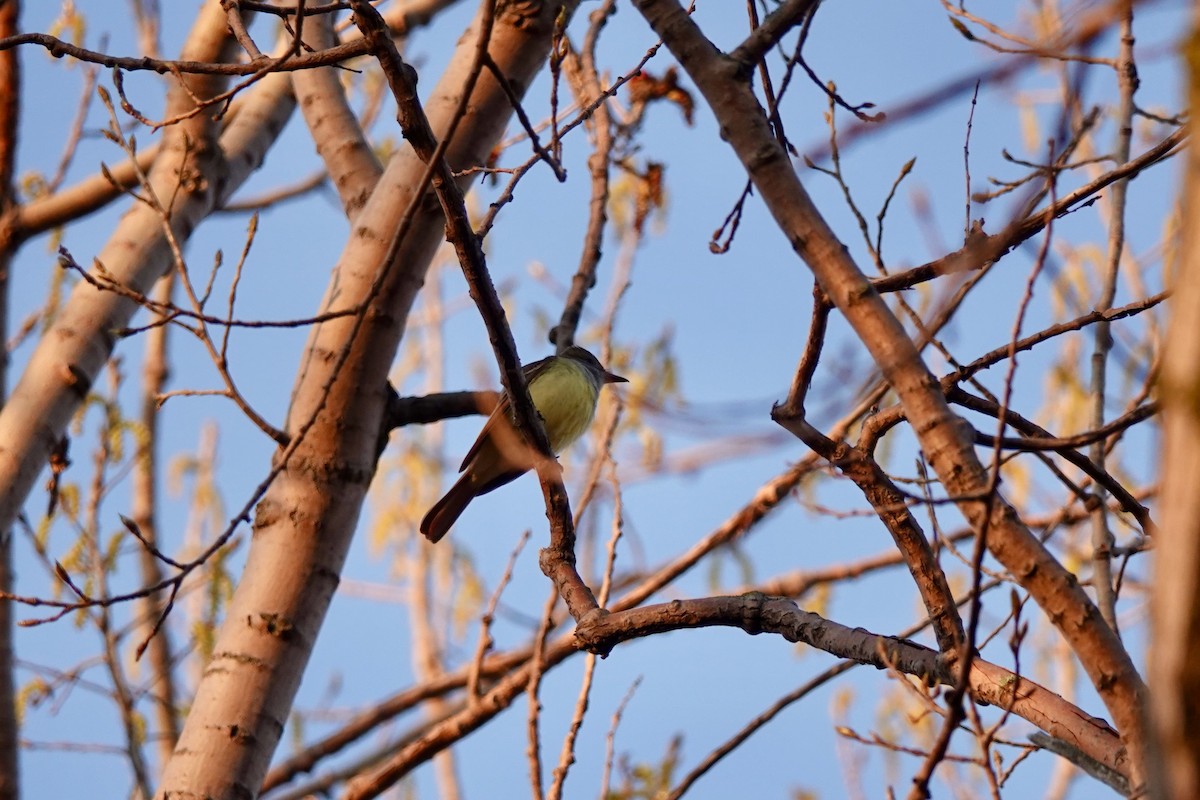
604, 371, 628, 384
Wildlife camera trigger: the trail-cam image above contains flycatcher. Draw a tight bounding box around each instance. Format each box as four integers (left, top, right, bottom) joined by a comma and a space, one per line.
420, 346, 627, 542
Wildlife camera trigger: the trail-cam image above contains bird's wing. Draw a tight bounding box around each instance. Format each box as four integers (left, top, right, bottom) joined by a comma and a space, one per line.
456, 354, 556, 473
457, 393, 511, 472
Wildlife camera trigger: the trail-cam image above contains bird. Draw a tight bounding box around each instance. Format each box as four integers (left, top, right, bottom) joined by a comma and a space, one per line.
420, 346, 627, 542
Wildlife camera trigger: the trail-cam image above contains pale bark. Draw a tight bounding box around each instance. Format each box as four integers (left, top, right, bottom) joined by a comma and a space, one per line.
290, 9, 382, 217
408, 277, 462, 800
14, 144, 160, 237
0, 3, 304, 538
0, 2, 237, 543
0, 1, 22, 797
1150, 15, 1200, 798
131, 273, 180, 769
0, 8, 295, 786
1088, 5, 1136, 637
153, 3, 574, 797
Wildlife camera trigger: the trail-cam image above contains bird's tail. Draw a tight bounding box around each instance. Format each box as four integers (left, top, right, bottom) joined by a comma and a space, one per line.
420, 473, 477, 543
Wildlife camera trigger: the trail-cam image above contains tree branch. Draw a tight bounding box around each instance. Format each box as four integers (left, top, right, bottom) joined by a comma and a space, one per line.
632, 0, 1148, 787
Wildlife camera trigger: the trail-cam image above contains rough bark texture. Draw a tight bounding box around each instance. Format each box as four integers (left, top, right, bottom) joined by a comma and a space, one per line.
290, 9, 382, 218
0, 5, 294, 792
0, 2, 236, 553
153, 3, 575, 797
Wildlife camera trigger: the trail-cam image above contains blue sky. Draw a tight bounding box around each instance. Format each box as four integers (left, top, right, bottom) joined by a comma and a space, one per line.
8, 1, 1182, 798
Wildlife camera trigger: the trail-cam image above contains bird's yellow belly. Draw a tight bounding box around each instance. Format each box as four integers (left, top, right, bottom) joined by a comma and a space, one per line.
529, 362, 600, 454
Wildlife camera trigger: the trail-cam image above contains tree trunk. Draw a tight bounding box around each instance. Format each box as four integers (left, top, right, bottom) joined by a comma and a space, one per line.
0, 1, 22, 796
1150, 15, 1200, 798
154, 3, 574, 796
